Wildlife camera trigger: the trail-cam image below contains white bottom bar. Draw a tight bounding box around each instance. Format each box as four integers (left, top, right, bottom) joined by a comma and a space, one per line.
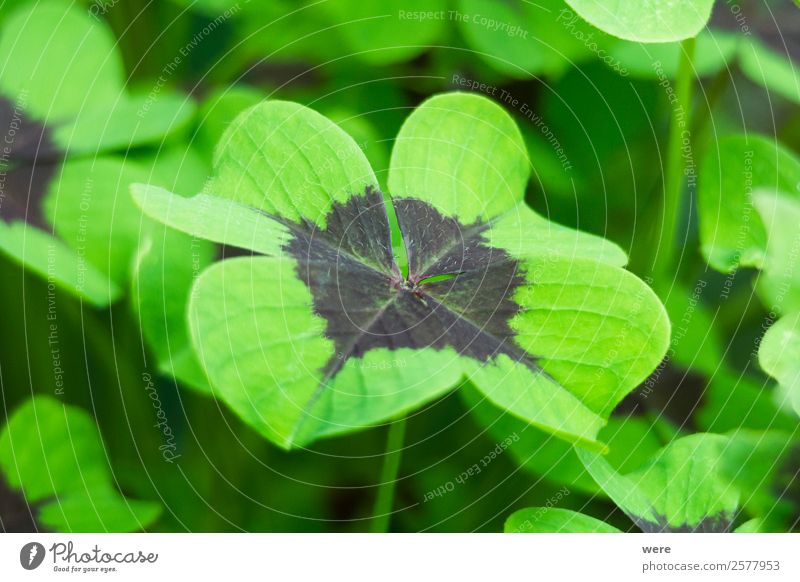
1, 533, 798, 581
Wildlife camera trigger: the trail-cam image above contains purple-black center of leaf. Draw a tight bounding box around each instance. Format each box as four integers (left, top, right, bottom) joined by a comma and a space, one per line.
283, 187, 536, 380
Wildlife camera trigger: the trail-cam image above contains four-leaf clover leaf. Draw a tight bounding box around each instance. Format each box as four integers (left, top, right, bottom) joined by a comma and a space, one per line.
133, 92, 670, 450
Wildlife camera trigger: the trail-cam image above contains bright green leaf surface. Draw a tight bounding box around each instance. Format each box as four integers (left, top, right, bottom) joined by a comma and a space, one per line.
505, 507, 621, 533
509, 257, 669, 416
209, 100, 378, 226
133, 185, 292, 256
389, 92, 528, 224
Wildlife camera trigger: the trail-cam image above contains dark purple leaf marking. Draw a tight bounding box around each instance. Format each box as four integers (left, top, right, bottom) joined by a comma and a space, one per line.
0, 96, 59, 229
281, 186, 539, 381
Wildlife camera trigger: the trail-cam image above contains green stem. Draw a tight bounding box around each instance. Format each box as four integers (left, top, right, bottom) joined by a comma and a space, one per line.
370, 416, 407, 533
652, 37, 697, 296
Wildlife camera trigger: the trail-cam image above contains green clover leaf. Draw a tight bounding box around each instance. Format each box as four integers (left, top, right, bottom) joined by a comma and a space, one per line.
0, 396, 161, 532
562, 0, 715, 43
0, 1, 196, 306
577, 433, 740, 532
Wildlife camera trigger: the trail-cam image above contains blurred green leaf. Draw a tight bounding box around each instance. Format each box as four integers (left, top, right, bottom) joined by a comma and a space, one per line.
759, 312, 800, 417
699, 135, 800, 273
607, 30, 738, 79
505, 507, 621, 533
754, 191, 800, 315
579, 433, 739, 532
0, 396, 161, 532
739, 37, 800, 105
456, 0, 598, 78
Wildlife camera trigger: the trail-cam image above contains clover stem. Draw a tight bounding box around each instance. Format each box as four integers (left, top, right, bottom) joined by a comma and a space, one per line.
652, 36, 697, 296
370, 415, 407, 532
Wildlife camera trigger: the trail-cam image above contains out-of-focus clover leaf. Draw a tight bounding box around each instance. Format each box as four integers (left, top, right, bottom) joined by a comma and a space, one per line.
578, 433, 740, 532
754, 191, 800, 316
0, 1, 193, 159
698, 368, 798, 434
739, 38, 800, 104
0, 1, 195, 305
0, 157, 154, 305
133, 93, 668, 451
719, 430, 800, 528
0, 396, 161, 532
196, 86, 266, 161
698, 135, 800, 274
